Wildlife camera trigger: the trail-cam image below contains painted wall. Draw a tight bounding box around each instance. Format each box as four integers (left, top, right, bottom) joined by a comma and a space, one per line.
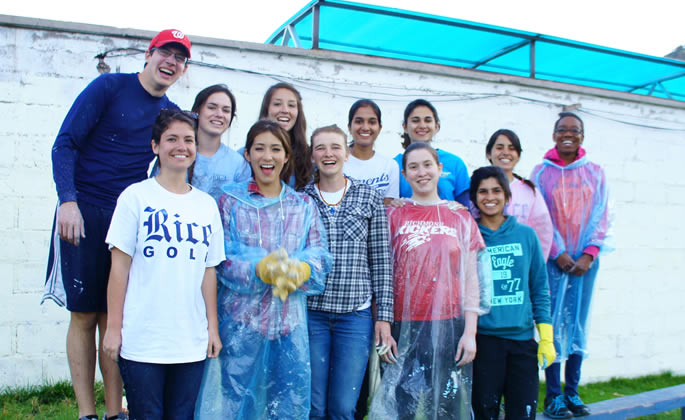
1, 15, 684, 388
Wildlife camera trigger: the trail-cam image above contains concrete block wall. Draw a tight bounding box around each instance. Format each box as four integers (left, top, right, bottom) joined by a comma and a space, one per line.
1, 15, 684, 388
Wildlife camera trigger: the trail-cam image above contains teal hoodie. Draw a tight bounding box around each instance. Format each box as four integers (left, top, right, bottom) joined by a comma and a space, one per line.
477, 216, 551, 340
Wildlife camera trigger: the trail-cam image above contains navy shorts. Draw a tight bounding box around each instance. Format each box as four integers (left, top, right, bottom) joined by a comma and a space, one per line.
44, 200, 114, 313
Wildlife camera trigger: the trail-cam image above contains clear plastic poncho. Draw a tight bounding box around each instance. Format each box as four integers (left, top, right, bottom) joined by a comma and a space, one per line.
195, 181, 332, 420
369, 201, 491, 420
531, 153, 613, 360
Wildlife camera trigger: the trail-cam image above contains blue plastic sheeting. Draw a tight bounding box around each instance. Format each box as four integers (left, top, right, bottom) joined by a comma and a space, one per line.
267, 0, 685, 102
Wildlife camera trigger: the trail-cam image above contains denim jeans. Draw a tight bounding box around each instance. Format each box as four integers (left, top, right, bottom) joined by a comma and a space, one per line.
118, 357, 205, 420
308, 307, 373, 420
545, 353, 583, 399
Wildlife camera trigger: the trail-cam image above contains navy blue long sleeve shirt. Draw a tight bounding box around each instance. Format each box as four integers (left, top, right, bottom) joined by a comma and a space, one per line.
52, 72, 176, 209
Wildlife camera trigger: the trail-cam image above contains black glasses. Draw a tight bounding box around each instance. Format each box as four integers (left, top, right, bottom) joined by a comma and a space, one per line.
554, 127, 583, 135
160, 108, 198, 120
151, 47, 188, 65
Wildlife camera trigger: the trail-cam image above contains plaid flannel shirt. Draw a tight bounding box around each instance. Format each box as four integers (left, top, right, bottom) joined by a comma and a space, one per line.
304, 177, 393, 322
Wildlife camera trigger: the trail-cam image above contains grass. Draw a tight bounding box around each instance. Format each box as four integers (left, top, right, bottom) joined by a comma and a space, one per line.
537, 371, 685, 419
0, 380, 106, 419
0, 372, 683, 419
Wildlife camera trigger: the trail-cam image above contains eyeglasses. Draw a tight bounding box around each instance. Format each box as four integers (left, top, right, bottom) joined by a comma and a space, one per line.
554, 127, 583, 135
160, 108, 198, 120
151, 47, 188, 65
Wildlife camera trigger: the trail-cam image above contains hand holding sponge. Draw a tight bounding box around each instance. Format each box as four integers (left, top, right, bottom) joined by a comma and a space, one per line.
256, 248, 311, 301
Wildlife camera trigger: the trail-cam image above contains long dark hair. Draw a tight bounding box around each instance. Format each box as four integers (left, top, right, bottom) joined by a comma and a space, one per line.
401, 99, 440, 150
259, 82, 311, 190
486, 128, 536, 192
245, 119, 294, 184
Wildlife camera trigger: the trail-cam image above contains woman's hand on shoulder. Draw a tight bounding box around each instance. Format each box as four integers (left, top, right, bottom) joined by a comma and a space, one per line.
447, 201, 466, 212
385, 197, 406, 208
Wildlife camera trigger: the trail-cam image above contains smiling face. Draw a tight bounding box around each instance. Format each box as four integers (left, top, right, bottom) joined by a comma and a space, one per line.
349, 105, 381, 148
403, 148, 442, 199
244, 131, 289, 194
141, 46, 188, 93
553, 116, 584, 158
311, 131, 349, 179
487, 134, 520, 176
403, 105, 440, 143
197, 92, 233, 138
266, 88, 299, 132
475, 177, 507, 218
152, 120, 196, 174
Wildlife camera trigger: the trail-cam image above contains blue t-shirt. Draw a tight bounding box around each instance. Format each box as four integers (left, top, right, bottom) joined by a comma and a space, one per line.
191, 144, 251, 198
150, 143, 251, 199
52, 72, 176, 209
477, 216, 552, 340
395, 148, 470, 205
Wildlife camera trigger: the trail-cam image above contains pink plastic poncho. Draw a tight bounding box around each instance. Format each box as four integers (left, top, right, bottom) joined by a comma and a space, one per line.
531, 148, 612, 360
195, 181, 332, 419
508, 178, 554, 259
369, 201, 491, 420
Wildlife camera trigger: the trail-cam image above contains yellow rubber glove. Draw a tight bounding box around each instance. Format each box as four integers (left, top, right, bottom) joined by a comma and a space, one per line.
537, 323, 556, 369
256, 248, 288, 285
272, 260, 311, 301
273, 275, 294, 301
290, 260, 311, 288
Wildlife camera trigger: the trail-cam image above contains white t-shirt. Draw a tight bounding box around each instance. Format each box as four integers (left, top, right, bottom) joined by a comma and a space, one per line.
344, 153, 400, 198
106, 178, 226, 364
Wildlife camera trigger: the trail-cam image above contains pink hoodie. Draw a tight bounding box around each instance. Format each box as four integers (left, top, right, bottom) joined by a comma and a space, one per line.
507, 179, 554, 259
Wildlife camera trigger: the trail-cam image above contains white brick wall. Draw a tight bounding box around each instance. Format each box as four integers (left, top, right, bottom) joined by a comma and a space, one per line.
1, 16, 684, 388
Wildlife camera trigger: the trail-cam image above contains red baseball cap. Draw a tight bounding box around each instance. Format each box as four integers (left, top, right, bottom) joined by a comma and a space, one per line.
149, 29, 192, 59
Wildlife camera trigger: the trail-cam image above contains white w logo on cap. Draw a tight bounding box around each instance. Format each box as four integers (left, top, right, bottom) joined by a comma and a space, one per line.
171, 30, 185, 39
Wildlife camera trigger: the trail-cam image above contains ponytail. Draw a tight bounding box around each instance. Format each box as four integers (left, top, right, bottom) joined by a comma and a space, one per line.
512, 173, 536, 193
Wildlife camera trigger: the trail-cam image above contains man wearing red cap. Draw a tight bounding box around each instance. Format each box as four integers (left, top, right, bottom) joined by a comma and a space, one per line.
43, 29, 191, 420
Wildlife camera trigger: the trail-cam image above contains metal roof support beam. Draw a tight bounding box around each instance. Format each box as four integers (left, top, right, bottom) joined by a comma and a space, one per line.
628, 70, 685, 93
657, 82, 673, 100
530, 40, 536, 78
285, 24, 302, 48
312, 1, 321, 49
281, 28, 290, 46
471, 39, 531, 69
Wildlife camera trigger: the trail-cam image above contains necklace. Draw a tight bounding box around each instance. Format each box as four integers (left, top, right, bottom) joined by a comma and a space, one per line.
318, 178, 348, 212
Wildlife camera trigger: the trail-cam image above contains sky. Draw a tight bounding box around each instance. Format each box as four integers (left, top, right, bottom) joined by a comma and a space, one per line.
2, 0, 683, 58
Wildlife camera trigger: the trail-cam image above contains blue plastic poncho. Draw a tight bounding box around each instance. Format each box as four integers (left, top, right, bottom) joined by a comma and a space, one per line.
195, 180, 332, 419
531, 148, 612, 361
369, 201, 491, 420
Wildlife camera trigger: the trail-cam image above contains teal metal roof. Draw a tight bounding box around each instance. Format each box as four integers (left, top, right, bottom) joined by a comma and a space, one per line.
266, 0, 685, 101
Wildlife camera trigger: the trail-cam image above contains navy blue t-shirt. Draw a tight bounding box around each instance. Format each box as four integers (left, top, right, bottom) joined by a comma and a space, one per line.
52, 73, 177, 209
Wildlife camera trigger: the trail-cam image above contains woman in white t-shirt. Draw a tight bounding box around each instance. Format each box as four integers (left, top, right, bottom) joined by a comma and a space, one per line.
344, 99, 400, 203
102, 109, 225, 419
